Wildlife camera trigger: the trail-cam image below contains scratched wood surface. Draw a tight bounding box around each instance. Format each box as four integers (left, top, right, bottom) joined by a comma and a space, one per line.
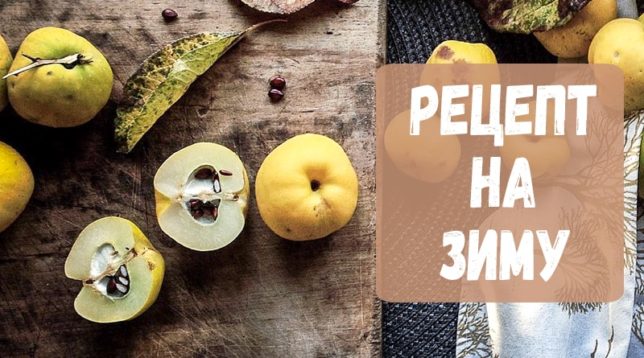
0, 1, 384, 356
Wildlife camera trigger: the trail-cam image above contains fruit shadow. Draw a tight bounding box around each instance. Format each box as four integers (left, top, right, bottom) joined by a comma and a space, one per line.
171, 215, 334, 294
86, 323, 140, 356
0, 104, 116, 172
274, 233, 334, 278
171, 223, 257, 296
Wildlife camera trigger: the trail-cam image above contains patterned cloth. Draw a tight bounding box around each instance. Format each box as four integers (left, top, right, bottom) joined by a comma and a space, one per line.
628, 206, 644, 356
456, 112, 644, 358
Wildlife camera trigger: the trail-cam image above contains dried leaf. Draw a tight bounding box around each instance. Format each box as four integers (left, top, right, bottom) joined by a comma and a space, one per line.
469, 0, 590, 34
240, 0, 315, 14
240, 0, 359, 15
115, 20, 283, 153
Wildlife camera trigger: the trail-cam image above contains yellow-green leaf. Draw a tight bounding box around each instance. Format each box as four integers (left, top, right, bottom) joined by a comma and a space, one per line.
115, 20, 283, 153
114, 32, 239, 153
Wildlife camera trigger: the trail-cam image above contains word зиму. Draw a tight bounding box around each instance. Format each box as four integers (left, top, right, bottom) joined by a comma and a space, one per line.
440, 229, 569, 282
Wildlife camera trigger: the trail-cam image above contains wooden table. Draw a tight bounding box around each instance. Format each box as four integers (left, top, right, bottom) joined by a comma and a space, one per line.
0, 1, 384, 356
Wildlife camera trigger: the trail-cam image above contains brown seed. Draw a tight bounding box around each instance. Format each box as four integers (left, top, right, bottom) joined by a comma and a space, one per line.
192, 208, 204, 219
107, 279, 118, 294
202, 202, 215, 216
268, 88, 284, 102
162, 8, 178, 22
269, 75, 286, 90
189, 199, 202, 210
202, 202, 219, 219
219, 169, 233, 176
194, 168, 214, 180
188, 199, 215, 220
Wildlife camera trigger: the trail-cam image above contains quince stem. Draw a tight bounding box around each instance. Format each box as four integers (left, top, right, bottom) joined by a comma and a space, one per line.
2, 53, 93, 79
244, 18, 288, 34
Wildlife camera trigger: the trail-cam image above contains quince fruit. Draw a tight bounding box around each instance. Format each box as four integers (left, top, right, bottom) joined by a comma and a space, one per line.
0, 35, 11, 111
588, 18, 644, 114
426, 40, 497, 64
7, 27, 113, 127
534, 0, 616, 58
0, 141, 34, 233
384, 110, 461, 183
500, 102, 570, 179
255, 134, 358, 241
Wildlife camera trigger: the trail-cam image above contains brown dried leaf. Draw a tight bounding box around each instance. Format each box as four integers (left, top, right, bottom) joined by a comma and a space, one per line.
469, 0, 590, 34
240, 0, 316, 14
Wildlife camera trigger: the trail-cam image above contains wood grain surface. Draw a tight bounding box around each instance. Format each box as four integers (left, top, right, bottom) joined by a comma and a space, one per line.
0, 1, 384, 356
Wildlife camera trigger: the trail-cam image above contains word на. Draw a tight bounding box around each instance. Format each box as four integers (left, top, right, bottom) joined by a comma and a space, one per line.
471, 156, 534, 209
409, 84, 595, 146
440, 229, 569, 281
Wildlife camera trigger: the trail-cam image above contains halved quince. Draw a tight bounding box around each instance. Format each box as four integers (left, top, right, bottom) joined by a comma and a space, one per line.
64, 217, 165, 323
154, 142, 249, 251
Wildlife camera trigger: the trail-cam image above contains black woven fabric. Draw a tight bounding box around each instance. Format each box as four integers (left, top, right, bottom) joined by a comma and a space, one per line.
383, 1, 556, 357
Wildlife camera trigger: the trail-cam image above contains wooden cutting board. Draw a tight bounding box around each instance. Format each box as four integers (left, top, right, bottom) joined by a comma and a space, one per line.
0, 1, 384, 356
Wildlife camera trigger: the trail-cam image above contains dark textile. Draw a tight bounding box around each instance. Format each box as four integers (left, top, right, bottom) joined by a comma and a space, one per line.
383, 0, 555, 356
